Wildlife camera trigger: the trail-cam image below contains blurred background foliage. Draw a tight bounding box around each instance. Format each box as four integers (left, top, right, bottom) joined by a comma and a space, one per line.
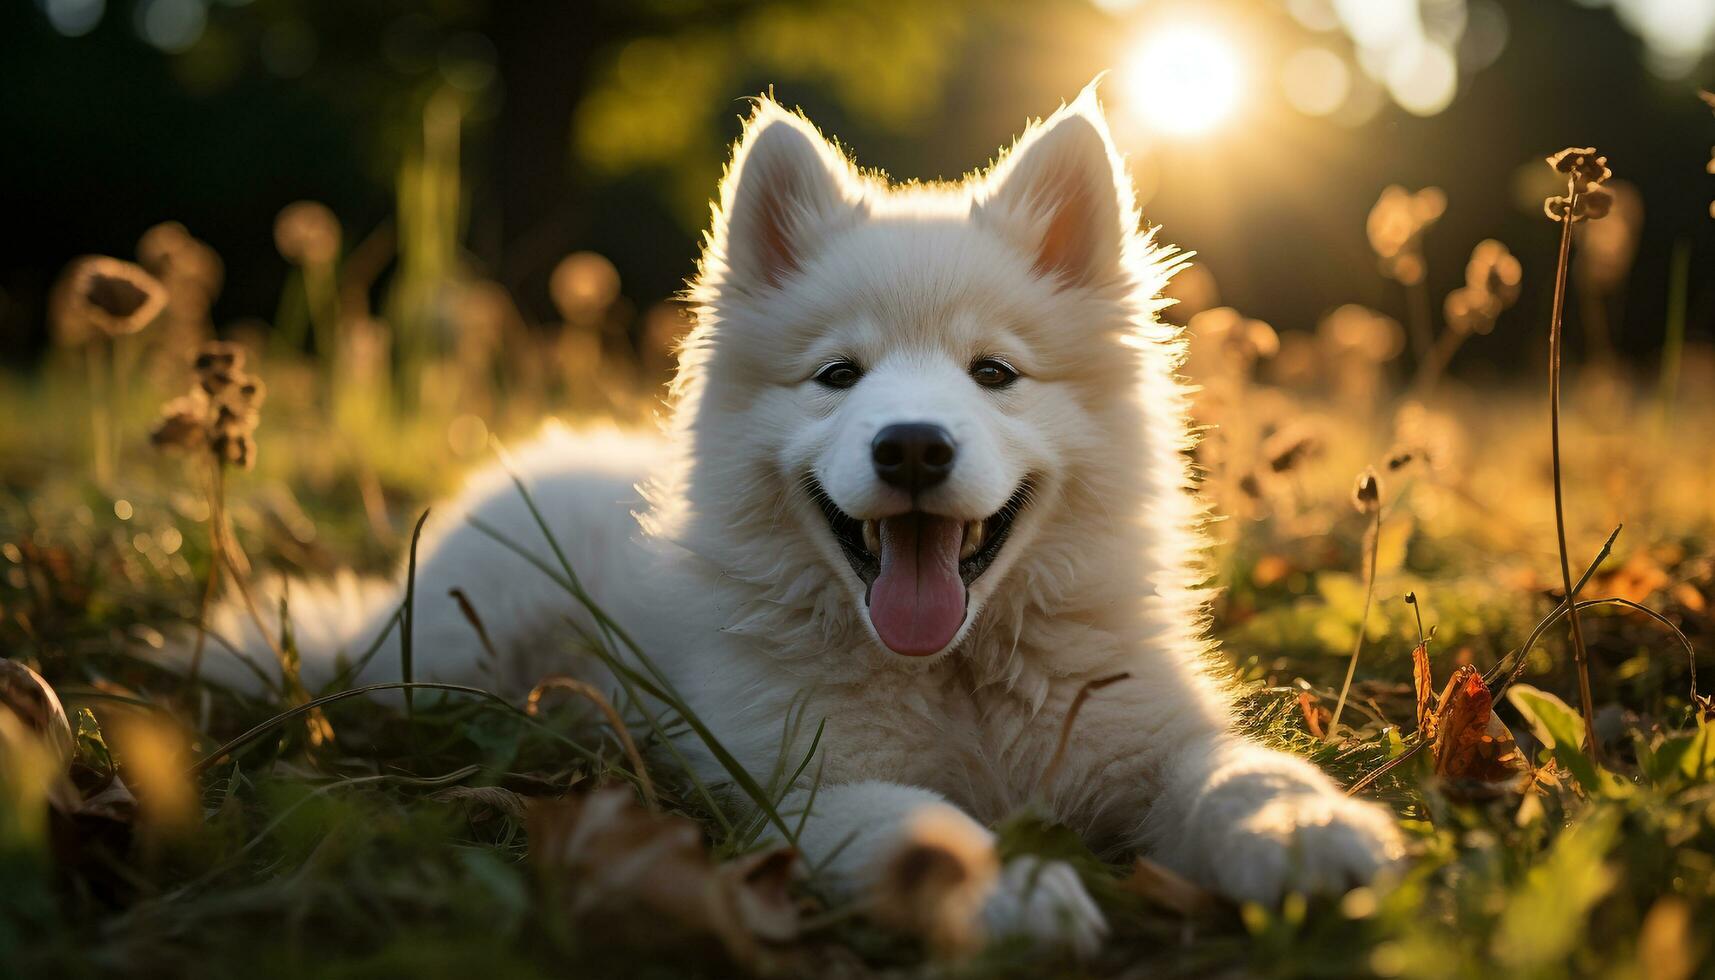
3, 0, 1714, 377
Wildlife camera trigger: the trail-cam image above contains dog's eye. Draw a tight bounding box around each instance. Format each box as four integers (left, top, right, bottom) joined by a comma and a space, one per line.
970, 357, 1019, 389
812, 360, 863, 389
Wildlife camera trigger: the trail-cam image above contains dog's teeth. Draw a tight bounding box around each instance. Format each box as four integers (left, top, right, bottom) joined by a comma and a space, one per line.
862, 520, 881, 556
960, 520, 985, 560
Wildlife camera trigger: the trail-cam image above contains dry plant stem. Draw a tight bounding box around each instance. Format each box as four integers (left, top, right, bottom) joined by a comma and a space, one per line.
1547, 182, 1602, 767
185, 460, 226, 687
1406, 276, 1434, 364
449, 587, 501, 664
207, 474, 298, 691
110, 332, 139, 483
528, 674, 658, 810
1412, 327, 1466, 397
1328, 508, 1382, 739
1349, 527, 1620, 798
86, 341, 112, 487
220, 542, 288, 675
1035, 672, 1131, 796
219, 539, 332, 746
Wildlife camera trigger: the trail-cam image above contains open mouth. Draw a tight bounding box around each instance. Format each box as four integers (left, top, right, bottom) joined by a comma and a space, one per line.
808, 479, 1032, 656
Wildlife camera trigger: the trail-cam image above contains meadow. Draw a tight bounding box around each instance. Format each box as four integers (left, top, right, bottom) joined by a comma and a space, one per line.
3, 152, 1714, 980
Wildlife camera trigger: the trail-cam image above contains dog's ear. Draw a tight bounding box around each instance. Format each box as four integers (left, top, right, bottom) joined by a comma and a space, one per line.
716, 105, 862, 291
977, 98, 1130, 288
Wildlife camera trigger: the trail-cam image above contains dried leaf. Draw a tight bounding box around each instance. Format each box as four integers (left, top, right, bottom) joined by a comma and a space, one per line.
1411, 640, 1435, 738
1670, 582, 1705, 615
1593, 552, 1670, 605
74, 771, 139, 823
1297, 689, 1329, 739
1432, 666, 1527, 790
529, 787, 802, 969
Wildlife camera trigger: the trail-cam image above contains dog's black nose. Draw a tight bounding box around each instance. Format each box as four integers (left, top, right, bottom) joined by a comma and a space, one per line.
872, 423, 956, 493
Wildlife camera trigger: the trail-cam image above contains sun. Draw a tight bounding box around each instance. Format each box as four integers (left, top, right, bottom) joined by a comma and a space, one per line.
1120, 23, 1245, 138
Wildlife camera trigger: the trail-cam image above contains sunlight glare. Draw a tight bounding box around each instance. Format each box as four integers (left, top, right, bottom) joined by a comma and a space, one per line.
1121, 24, 1244, 138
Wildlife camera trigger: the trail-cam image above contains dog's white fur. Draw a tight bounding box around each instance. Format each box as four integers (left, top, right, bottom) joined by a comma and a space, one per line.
200, 90, 1402, 951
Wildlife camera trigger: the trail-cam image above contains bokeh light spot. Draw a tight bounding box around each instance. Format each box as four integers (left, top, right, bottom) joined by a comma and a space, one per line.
135, 0, 206, 54
1282, 47, 1351, 117
1121, 24, 1244, 137
1385, 40, 1457, 116
41, 0, 105, 37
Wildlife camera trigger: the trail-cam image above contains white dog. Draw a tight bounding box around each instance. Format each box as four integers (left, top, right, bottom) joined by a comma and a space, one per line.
202, 90, 1402, 952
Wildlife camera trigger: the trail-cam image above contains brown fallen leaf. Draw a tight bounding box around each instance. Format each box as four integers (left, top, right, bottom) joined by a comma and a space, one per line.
1405, 635, 1528, 796
1297, 689, 1330, 739
1430, 665, 1528, 789
1594, 551, 1671, 606
1670, 582, 1706, 616
529, 787, 802, 971
1411, 639, 1435, 737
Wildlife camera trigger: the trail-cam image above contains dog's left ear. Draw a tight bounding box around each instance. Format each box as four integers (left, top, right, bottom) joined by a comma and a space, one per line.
976, 98, 1130, 288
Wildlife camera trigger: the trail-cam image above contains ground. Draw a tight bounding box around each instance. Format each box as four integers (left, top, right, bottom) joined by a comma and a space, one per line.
2, 341, 1712, 979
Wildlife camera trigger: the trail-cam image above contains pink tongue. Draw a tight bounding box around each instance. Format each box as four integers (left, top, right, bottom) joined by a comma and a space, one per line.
868, 514, 967, 657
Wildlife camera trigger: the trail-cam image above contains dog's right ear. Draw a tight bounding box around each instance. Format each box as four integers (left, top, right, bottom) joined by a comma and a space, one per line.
975, 94, 1131, 289
715, 104, 863, 292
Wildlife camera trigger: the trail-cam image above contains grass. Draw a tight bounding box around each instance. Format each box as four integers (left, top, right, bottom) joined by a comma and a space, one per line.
3, 344, 1711, 979
3, 180, 1714, 975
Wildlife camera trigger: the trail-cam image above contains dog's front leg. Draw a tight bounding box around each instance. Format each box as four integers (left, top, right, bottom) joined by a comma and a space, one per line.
780, 780, 1106, 953
1139, 736, 1405, 904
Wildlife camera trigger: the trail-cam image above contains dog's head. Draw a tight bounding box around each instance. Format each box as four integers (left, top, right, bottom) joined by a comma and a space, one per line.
670, 92, 1181, 664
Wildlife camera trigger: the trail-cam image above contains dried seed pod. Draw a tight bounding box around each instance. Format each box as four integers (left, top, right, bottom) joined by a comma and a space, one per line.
274, 201, 341, 267
1544, 147, 1615, 223
138, 221, 223, 302
1579, 185, 1614, 221
149, 395, 211, 454
211, 430, 257, 469
50, 256, 168, 343
199, 371, 238, 397
152, 345, 264, 469
1546, 147, 1611, 192
1263, 427, 1323, 473
193, 341, 246, 375
1367, 185, 1445, 286
1465, 240, 1522, 308
550, 251, 622, 323
1444, 285, 1502, 336
1352, 467, 1381, 515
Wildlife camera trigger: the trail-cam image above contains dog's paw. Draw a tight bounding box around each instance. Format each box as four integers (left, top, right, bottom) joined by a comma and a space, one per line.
1199, 788, 1404, 905
981, 856, 1108, 957
872, 809, 1106, 956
